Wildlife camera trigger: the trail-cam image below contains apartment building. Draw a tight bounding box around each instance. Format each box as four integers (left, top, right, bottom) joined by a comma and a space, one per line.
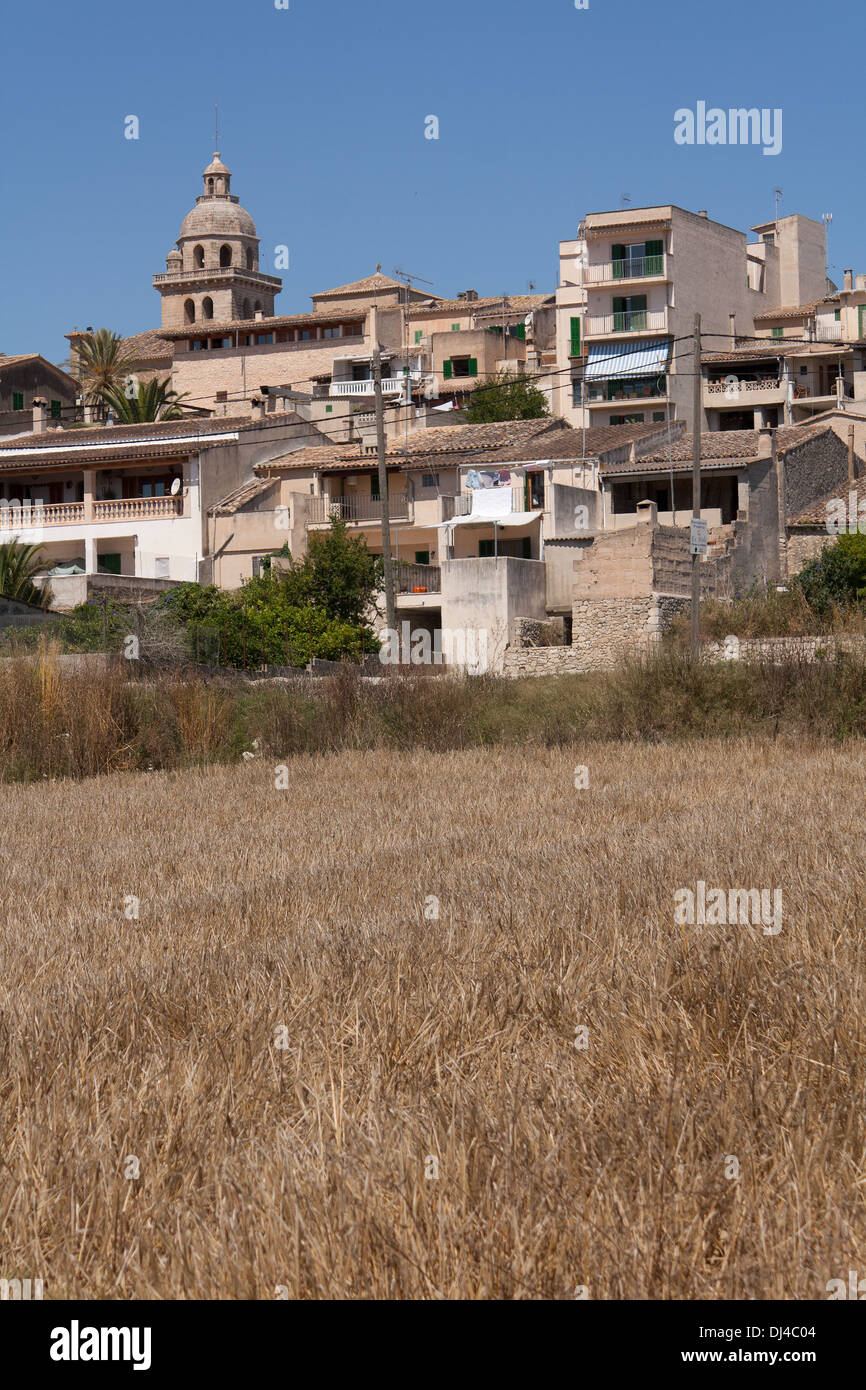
702, 269, 866, 430
0, 355, 78, 438
555, 207, 830, 433
0, 409, 327, 606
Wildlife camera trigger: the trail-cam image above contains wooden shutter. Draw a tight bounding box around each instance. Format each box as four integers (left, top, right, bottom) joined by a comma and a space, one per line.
468, 358, 478, 376
443, 359, 453, 379
570, 317, 581, 356
612, 244, 626, 279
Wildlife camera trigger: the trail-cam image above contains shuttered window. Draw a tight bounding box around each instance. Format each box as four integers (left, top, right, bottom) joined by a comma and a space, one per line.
570, 317, 581, 356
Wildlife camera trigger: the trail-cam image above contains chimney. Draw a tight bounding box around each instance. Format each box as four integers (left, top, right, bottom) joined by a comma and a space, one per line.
250, 396, 266, 421
32, 398, 48, 433
757, 426, 774, 459
729, 312, 736, 344
697, 209, 708, 218
849, 422, 856, 484
844, 269, 854, 292
254, 309, 264, 321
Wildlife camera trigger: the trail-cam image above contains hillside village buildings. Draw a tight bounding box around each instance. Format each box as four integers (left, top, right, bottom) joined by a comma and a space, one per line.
4, 151, 866, 668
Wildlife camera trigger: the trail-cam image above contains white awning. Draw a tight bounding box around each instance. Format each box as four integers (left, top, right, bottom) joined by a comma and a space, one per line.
437, 509, 542, 532
583, 339, 670, 381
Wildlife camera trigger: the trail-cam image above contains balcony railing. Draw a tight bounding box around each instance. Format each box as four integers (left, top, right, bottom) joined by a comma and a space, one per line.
93, 496, 183, 521
706, 377, 780, 395
584, 255, 665, 283
587, 309, 667, 335
586, 379, 667, 403
815, 323, 844, 341
330, 377, 407, 397
396, 561, 441, 594
153, 267, 282, 285
309, 493, 411, 524
0, 497, 182, 529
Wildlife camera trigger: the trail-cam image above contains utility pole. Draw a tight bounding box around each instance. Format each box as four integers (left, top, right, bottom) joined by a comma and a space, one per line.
373, 345, 396, 633
691, 313, 702, 657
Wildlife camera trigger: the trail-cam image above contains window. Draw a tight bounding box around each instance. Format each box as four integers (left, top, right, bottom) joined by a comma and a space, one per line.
322, 326, 342, 339
414, 550, 430, 565
370, 472, 380, 500
50, 400, 62, 420
12, 392, 24, 411
835, 309, 841, 322
211, 338, 230, 349
612, 240, 664, 277
352, 363, 372, 381
325, 404, 333, 413
216, 391, 228, 402
799, 366, 808, 376
451, 323, 461, 332
255, 334, 274, 345
421, 472, 439, 489
612, 295, 647, 331
610, 413, 645, 425
252, 555, 271, 578
191, 340, 209, 351
479, 539, 495, 557
444, 357, 477, 379
246, 249, 254, 270
301, 329, 311, 340
570, 317, 581, 356
771, 327, 784, 339
652, 412, 666, 422
414, 330, 423, 345
571, 380, 582, 407
202, 297, 214, 320
184, 299, 196, 324
219, 245, 232, 268
193, 245, 205, 269
99, 553, 122, 575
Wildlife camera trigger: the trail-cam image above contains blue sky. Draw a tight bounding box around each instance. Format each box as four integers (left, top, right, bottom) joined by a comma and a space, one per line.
1, 0, 862, 363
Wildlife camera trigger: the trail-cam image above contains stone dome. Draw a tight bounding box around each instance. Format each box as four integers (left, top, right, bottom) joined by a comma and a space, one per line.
179, 200, 256, 239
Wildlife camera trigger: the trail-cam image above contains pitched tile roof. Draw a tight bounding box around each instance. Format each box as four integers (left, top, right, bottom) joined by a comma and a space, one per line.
120, 329, 173, 362
159, 310, 358, 339
703, 342, 854, 362
0, 411, 321, 468
312, 273, 438, 301
408, 294, 551, 318
254, 419, 680, 474
209, 475, 278, 516
791, 474, 866, 526
600, 424, 830, 474
752, 301, 826, 323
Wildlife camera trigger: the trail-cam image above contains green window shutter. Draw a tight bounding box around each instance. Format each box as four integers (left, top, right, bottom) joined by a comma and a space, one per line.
644, 239, 663, 274
467, 358, 478, 376
514, 322, 526, 340
632, 294, 647, 311
50, 399, 62, 420
570, 317, 581, 356
612, 243, 626, 279
834, 309, 841, 321
414, 329, 423, 344
612, 297, 625, 313
12, 392, 24, 411
443, 359, 453, 379
772, 326, 783, 339
414, 550, 430, 565
451, 323, 460, 332
370, 472, 380, 499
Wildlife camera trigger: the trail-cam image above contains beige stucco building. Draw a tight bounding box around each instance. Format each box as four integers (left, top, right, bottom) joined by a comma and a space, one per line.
555, 206, 832, 434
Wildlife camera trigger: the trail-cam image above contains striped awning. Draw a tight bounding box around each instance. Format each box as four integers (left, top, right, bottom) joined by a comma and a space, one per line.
583, 339, 670, 381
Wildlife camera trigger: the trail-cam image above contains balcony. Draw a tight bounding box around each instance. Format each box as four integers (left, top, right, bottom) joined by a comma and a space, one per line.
309, 493, 412, 524
93, 496, 183, 521
584, 255, 666, 284
153, 267, 282, 286
705, 376, 781, 396
586, 309, 667, 335
396, 561, 441, 594
330, 377, 406, 397
815, 323, 844, 342
586, 379, 667, 405
0, 496, 182, 531
439, 489, 525, 521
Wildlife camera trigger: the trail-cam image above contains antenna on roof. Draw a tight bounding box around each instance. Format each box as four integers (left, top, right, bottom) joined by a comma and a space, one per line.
214, 103, 219, 149
774, 187, 783, 220
620, 194, 631, 209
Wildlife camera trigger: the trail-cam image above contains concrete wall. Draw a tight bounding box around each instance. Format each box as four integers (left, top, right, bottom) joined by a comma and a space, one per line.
440, 556, 546, 672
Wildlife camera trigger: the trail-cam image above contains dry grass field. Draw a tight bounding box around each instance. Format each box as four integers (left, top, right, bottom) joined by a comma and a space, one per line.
1, 738, 865, 1300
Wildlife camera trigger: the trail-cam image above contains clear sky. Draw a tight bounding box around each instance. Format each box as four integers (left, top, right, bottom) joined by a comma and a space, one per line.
1, 0, 863, 363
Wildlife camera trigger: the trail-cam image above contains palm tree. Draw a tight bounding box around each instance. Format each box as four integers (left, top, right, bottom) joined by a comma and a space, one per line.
100, 376, 189, 424
70, 329, 135, 404
0, 540, 52, 606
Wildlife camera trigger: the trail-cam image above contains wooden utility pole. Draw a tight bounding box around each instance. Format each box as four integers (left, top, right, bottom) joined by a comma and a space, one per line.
691, 312, 702, 657
373, 344, 396, 633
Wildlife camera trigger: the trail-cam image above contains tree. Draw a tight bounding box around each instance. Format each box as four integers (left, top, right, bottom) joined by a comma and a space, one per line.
0, 540, 51, 606
465, 371, 550, 424
794, 532, 866, 614
281, 519, 383, 626
69, 329, 135, 404
100, 376, 189, 423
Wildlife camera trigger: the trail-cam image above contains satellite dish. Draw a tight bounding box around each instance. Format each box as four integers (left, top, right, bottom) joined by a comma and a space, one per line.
170, 477, 181, 496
